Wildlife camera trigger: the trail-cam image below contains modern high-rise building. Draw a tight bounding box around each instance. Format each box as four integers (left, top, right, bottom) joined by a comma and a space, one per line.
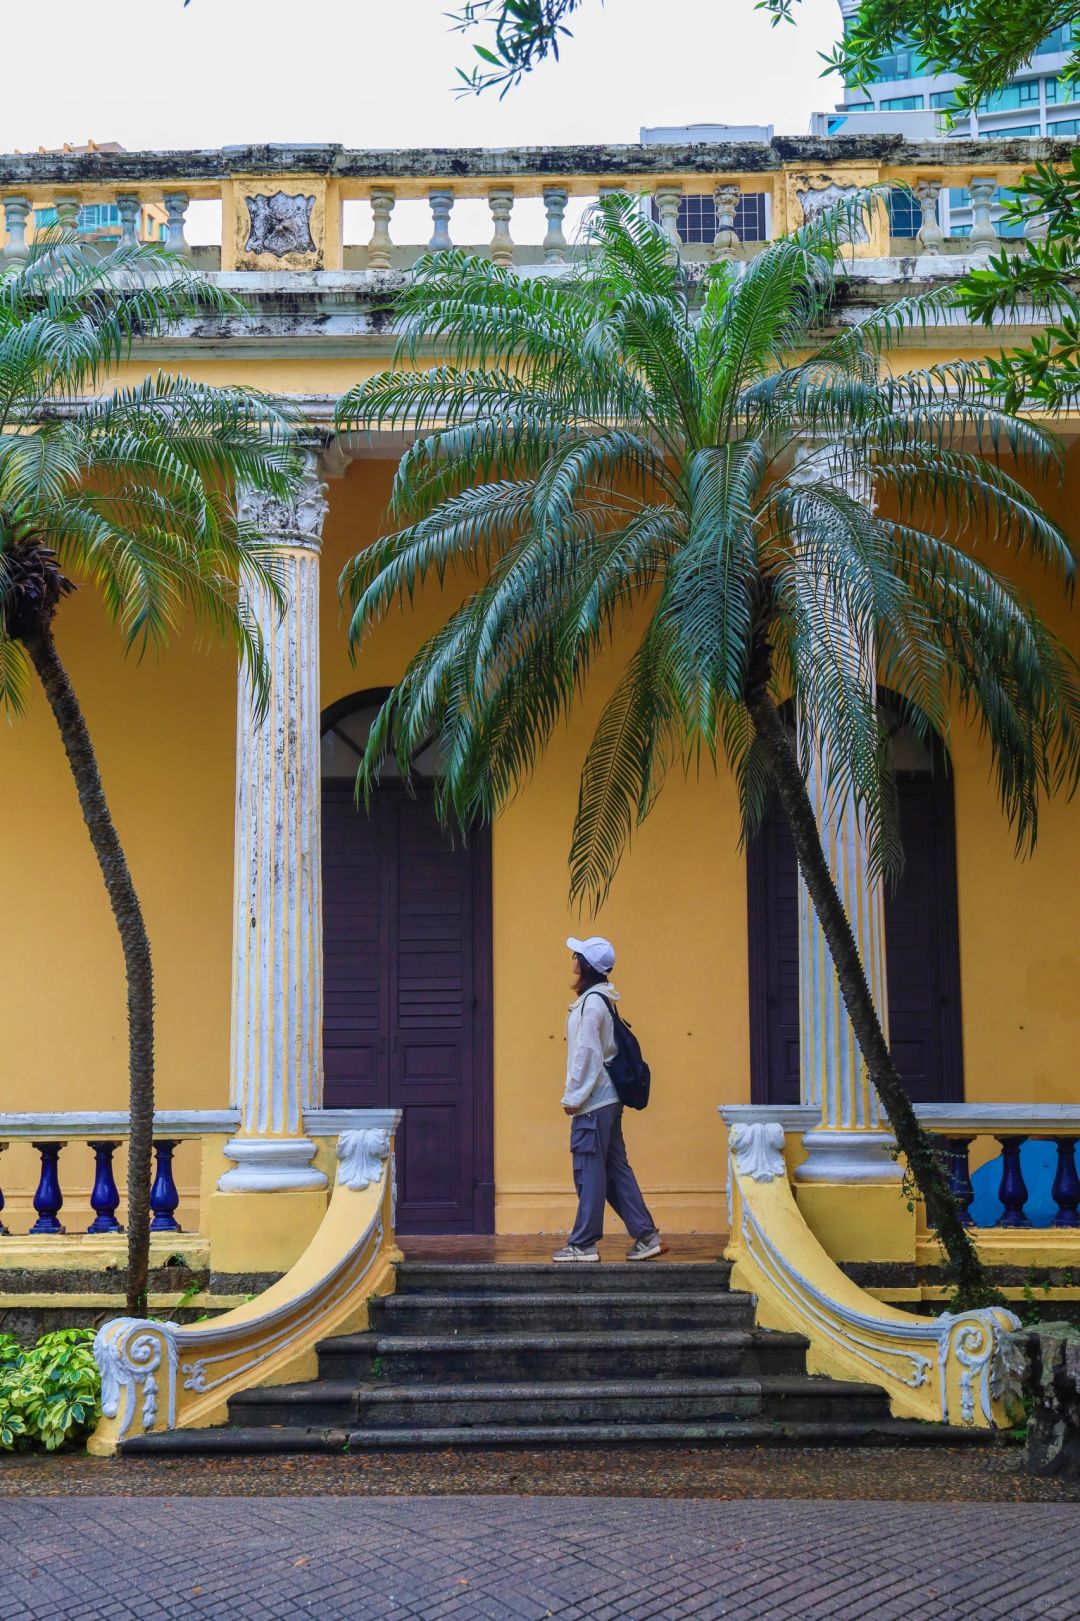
827, 3, 1077, 141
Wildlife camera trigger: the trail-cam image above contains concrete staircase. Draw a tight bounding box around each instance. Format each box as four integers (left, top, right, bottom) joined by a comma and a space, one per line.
123, 1259, 986, 1453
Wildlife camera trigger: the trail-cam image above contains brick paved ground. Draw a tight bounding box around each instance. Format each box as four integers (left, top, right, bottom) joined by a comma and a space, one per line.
1, 1497, 1078, 1619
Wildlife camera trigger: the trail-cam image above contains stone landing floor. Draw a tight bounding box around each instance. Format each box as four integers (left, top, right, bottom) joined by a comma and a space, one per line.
1, 1495, 1078, 1619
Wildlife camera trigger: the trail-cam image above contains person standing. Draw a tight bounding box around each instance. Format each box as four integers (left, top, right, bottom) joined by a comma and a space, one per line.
552, 935, 663, 1263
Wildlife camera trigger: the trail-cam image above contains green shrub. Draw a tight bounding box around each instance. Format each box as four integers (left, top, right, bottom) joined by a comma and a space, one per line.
0, 1329, 101, 1451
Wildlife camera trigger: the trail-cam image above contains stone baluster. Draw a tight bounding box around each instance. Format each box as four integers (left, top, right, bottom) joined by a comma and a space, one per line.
488, 187, 515, 267
221, 446, 330, 1196
87, 1141, 123, 1234
428, 189, 454, 252
116, 193, 141, 250
654, 187, 683, 261
149, 1141, 181, 1232
1024, 208, 1049, 242
54, 192, 81, 234
915, 181, 944, 253
367, 188, 395, 271
2, 196, 31, 263
996, 1135, 1030, 1227
542, 186, 568, 264
968, 176, 999, 250
162, 192, 191, 257
1051, 1136, 1080, 1227
713, 184, 741, 258
30, 1142, 65, 1234
942, 1136, 976, 1226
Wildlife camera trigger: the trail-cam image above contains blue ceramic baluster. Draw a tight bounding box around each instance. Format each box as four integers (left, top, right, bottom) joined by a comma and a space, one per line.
149, 1140, 181, 1233
30, 1142, 65, 1234
1051, 1136, 1080, 1228
996, 1134, 1030, 1228
0, 1163, 7, 1236
87, 1140, 123, 1233
944, 1136, 976, 1226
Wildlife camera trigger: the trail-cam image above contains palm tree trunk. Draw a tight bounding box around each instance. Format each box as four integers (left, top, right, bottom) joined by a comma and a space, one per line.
23, 627, 154, 1316
743, 645, 999, 1311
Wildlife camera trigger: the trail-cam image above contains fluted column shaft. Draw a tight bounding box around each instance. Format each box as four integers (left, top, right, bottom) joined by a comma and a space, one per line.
791, 449, 900, 1183
220, 449, 328, 1192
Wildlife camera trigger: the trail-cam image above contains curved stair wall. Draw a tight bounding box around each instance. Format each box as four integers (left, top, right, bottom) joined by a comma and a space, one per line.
723, 1117, 1022, 1430
88, 1114, 400, 1456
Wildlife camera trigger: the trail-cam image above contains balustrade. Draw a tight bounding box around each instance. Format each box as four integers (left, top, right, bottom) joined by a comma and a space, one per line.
0, 138, 1068, 276
918, 1107, 1080, 1231
0, 1108, 373, 1243
0, 1112, 236, 1239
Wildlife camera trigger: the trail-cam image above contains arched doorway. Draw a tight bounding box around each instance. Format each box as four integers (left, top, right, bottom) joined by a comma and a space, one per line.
747, 698, 964, 1106
321, 692, 494, 1233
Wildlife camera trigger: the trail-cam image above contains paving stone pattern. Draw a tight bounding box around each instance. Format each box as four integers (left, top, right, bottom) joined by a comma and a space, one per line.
2, 1496, 1078, 1619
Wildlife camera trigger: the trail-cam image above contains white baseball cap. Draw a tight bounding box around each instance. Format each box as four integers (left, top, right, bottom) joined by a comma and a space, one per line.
567, 935, 616, 975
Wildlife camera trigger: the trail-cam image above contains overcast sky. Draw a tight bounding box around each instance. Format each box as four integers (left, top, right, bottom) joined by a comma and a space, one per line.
0, 0, 841, 155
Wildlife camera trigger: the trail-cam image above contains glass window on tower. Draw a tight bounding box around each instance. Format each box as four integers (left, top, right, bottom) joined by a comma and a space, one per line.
881, 94, 924, 110
887, 188, 921, 238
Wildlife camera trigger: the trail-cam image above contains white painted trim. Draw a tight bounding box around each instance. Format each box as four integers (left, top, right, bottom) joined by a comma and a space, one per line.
914, 1104, 1080, 1133
305, 1108, 401, 1135
0, 1111, 239, 1139
719, 1105, 821, 1132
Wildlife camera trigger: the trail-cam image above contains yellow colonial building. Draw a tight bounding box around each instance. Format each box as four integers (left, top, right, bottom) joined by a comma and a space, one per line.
1, 135, 1078, 1448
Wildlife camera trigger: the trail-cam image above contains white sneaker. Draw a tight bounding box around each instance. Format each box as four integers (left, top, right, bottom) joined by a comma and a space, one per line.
551, 1244, 600, 1263
626, 1232, 663, 1261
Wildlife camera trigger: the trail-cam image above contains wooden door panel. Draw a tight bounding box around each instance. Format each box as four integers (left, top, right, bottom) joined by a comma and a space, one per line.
322, 785, 388, 1109
323, 769, 492, 1233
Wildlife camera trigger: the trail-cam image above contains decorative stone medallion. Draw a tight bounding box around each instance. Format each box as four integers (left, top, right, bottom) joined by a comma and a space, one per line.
244, 191, 316, 258
795, 181, 869, 243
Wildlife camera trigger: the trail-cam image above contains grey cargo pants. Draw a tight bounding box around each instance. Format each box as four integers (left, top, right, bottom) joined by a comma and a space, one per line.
566, 1102, 656, 1248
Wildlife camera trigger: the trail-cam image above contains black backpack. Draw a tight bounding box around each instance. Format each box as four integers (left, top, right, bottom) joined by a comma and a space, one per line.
586, 993, 651, 1110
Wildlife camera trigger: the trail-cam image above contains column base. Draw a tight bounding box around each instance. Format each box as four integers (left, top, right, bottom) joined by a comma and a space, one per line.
795, 1181, 917, 1264
208, 1186, 330, 1273
217, 1136, 327, 1193
796, 1129, 902, 1185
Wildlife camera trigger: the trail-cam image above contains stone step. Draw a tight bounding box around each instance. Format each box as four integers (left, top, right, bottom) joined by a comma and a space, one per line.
317, 1328, 810, 1384
230, 1379, 359, 1428
373, 1291, 756, 1334
355, 1375, 892, 1429
229, 1372, 892, 1431
121, 1417, 993, 1456
393, 1261, 732, 1297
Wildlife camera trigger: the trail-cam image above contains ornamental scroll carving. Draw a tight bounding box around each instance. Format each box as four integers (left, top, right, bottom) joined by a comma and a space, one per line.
336, 1128, 393, 1192
244, 192, 316, 258
236, 449, 328, 548
731, 1121, 787, 1183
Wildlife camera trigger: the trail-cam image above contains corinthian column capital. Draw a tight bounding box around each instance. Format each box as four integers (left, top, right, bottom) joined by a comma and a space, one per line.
237, 445, 329, 553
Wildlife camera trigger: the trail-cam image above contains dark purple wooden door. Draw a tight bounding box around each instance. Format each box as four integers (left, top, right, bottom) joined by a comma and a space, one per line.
322, 782, 494, 1233
748, 739, 963, 1107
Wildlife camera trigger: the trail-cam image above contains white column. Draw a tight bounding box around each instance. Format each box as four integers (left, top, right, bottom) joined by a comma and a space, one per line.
791, 450, 900, 1184
220, 447, 329, 1193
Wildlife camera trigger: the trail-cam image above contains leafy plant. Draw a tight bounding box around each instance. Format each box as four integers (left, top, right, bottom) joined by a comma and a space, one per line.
0, 1329, 101, 1451
337, 197, 1080, 1309
0, 233, 299, 1316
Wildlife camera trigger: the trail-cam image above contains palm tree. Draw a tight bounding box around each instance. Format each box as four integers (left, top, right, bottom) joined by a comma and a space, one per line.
336, 198, 1080, 1309
0, 236, 298, 1314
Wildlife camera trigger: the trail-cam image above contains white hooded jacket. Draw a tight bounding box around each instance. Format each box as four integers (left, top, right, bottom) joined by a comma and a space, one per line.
562, 982, 621, 1114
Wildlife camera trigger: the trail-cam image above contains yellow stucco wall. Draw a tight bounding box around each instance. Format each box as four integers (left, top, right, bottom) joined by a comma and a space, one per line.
1, 381, 1079, 1237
